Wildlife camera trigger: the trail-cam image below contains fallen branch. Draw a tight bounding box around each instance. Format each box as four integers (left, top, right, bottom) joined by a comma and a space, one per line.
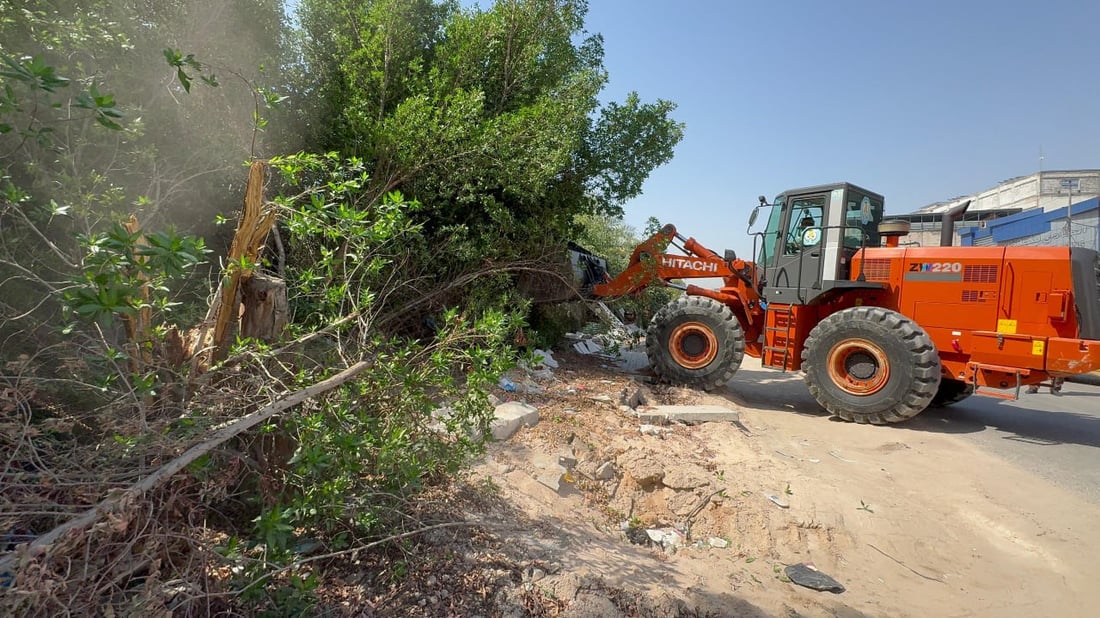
0, 359, 374, 574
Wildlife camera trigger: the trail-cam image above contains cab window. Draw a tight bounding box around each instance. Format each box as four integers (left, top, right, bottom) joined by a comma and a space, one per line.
784, 197, 824, 254
845, 193, 882, 248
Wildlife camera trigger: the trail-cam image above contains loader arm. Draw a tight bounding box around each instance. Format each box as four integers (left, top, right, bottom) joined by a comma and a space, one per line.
589, 224, 767, 348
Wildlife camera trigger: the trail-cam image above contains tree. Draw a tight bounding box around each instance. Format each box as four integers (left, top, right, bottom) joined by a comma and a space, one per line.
295, 0, 684, 300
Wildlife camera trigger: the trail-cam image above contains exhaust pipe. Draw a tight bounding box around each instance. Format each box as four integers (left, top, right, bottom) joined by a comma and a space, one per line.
940, 200, 971, 247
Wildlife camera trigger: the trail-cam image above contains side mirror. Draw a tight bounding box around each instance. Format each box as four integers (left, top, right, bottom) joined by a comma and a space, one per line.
748, 206, 759, 228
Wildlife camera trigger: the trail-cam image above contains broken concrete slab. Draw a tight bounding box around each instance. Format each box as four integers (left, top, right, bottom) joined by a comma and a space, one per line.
558, 452, 578, 469
535, 469, 570, 492
490, 401, 539, 441
636, 405, 739, 425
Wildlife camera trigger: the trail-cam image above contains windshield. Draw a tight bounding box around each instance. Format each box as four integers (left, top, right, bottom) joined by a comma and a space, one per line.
753, 198, 784, 266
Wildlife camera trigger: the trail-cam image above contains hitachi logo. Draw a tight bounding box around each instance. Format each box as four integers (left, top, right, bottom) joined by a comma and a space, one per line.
661, 256, 718, 273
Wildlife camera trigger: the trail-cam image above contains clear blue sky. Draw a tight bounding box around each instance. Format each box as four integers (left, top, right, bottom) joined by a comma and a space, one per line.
581, 0, 1100, 258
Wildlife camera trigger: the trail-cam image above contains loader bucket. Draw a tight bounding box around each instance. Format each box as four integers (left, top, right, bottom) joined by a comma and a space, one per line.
568, 241, 609, 299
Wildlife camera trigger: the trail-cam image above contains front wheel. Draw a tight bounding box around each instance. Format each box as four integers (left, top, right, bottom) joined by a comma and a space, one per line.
802, 307, 941, 424
646, 295, 745, 391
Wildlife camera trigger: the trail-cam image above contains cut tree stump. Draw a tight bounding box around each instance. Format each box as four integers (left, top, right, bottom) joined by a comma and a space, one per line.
241, 273, 287, 342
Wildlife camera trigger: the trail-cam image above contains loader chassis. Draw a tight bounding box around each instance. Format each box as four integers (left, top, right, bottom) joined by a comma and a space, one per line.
586, 181, 1100, 424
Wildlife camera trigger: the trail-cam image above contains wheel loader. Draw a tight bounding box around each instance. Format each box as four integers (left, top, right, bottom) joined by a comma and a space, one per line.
576, 182, 1100, 424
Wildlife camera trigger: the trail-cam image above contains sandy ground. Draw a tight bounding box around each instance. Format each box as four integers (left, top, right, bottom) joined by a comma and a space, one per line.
469, 351, 1100, 617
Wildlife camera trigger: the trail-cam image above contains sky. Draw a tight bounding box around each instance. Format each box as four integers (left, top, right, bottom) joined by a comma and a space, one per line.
577, 0, 1100, 258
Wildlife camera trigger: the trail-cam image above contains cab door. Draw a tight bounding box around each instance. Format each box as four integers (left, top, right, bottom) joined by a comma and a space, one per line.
765, 192, 827, 304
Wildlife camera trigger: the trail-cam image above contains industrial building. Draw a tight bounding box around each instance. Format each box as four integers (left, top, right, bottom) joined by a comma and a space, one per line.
892, 169, 1100, 249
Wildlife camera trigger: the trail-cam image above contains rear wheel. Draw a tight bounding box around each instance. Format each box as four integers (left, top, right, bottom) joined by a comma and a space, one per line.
647, 296, 744, 391
930, 379, 974, 407
802, 307, 940, 424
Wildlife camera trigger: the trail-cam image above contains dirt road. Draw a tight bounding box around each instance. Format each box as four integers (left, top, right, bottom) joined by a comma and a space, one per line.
472, 352, 1100, 617
731, 357, 1100, 505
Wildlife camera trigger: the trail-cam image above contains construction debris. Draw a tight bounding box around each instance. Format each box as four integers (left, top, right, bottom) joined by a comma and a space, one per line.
636, 405, 740, 425
490, 402, 540, 441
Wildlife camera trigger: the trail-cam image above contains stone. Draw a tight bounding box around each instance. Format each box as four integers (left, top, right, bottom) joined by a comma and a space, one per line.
620, 386, 648, 409
636, 405, 740, 425
708, 537, 730, 549
595, 461, 616, 480
639, 424, 663, 436
490, 402, 539, 441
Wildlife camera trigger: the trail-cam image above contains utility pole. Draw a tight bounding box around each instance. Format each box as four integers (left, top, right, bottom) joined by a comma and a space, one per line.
1061, 178, 1079, 245
1037, 147, 1043, 210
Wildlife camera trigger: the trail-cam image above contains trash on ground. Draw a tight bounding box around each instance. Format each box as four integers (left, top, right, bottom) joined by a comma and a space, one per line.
644, 527, 686, 551
532, 349, 559, 368
765, 493, 790, 509
784, 563, 845, 593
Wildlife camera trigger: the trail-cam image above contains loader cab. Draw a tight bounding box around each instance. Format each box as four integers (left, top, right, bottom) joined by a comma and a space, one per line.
752, 182, 885, 304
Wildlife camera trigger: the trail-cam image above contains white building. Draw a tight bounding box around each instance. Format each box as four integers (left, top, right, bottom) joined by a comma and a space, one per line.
897, 170, 1100, 248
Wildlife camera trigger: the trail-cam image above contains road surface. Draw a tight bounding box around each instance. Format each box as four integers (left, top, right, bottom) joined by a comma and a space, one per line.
727, 358, 1100, 504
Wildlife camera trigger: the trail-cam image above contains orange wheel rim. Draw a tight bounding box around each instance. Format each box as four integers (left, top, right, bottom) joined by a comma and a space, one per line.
827, 339, 890, 395
669, 322, 718, 369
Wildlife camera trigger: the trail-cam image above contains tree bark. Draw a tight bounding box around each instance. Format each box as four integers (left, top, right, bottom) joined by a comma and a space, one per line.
240, 273, 287, 342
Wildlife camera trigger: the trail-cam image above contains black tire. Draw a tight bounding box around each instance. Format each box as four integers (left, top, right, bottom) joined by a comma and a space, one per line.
646, 295, 744, 391
802, 307, 941, 424
929, 379, 974, 408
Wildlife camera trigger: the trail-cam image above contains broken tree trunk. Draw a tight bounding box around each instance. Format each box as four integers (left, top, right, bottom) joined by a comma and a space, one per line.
188, 160, 277, 375
240, 273, 288, 342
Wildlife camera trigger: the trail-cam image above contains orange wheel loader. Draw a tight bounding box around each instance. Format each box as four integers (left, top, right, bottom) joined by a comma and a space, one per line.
578, 182, 1100, 424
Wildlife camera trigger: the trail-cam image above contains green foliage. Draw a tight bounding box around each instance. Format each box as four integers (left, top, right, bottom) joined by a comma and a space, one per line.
63, 223, 208, 323
162, 48, 211, 93
295, 0, 684, 308
271, 152, 421, 327
278, 310, 510, 532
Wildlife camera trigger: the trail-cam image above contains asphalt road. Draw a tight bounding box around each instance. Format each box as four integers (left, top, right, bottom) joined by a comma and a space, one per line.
727, 359, 1100, 504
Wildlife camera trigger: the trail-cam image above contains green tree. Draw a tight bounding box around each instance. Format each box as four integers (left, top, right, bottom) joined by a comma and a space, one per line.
294, 0, 684, 322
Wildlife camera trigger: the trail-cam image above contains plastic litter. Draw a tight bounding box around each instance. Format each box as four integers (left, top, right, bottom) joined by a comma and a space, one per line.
532, 349, 559, 368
